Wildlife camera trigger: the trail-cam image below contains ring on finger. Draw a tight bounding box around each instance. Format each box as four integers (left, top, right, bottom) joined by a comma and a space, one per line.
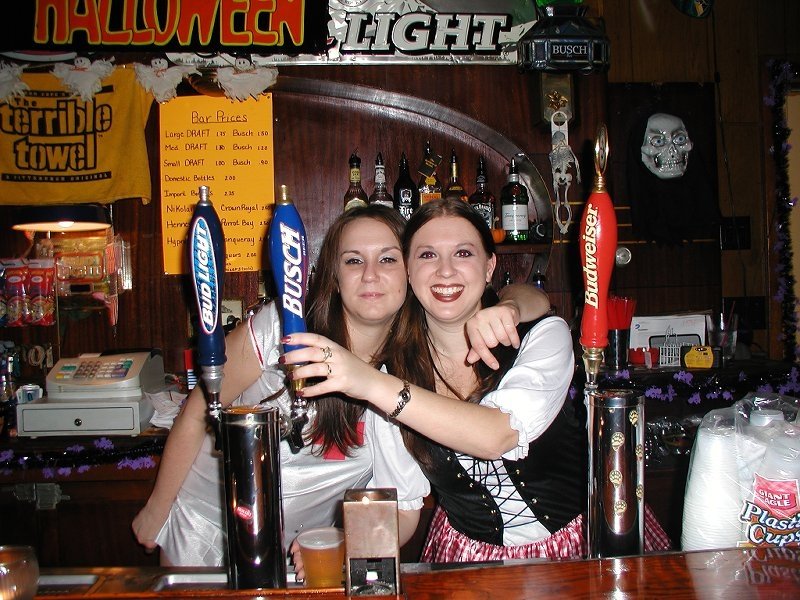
321, 346, 333, 361
326, 363, 332, 377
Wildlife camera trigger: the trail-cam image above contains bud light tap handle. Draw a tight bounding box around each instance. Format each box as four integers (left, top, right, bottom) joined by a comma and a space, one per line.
579, 125, 617, 388
268, 185, 309, 453
189, 185, 226, 447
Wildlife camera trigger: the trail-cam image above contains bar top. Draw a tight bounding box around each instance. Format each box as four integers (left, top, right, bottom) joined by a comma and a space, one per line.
33, 547, 800, 599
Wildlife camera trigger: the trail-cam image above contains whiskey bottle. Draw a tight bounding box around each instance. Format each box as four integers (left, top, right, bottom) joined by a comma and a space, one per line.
393, 152, 420, 220
368, 153, 394, 207
500, 157, 529, 243
417, 141, 442, 204
468, 155, 496, 230
443, 149, 468, 202
343, 152, 369, 212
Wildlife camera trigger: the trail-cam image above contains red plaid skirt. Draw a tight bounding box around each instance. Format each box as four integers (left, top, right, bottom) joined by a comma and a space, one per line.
421, 504, 672, 563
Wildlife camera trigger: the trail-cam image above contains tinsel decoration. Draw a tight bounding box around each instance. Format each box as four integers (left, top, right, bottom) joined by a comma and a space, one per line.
570, 365, 800, 407
766, 60, 799, 361
0, 436, 165, 476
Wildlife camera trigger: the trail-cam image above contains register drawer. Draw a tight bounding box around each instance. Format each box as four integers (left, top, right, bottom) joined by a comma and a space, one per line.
16, 398, 154, 437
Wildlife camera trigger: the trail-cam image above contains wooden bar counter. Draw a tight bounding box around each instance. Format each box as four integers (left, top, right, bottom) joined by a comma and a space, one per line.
33, 547, 800, 598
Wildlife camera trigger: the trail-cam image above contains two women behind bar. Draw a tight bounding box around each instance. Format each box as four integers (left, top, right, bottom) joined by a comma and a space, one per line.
133, 202, 550, 566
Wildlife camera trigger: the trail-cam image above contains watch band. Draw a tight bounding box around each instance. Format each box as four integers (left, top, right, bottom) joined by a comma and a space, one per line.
388, 380, 412, 419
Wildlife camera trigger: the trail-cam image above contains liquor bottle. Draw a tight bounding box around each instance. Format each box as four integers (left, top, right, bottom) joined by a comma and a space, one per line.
417, 141, 442, 204
343, 152, 369, 212
500, 157, 530, 243
393, 152, 420, 220
468, 155, 496, 230
443, 149, 468, 202
368, 152, 394, 207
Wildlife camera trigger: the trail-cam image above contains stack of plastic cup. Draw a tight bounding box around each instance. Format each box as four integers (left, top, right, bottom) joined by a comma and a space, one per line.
682, 426, 744, 550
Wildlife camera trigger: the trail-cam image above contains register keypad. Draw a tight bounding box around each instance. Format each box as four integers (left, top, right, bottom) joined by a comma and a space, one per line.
54, 358, 134, 380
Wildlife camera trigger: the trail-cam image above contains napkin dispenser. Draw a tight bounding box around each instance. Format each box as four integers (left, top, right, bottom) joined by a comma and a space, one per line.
343, 488, 401, 596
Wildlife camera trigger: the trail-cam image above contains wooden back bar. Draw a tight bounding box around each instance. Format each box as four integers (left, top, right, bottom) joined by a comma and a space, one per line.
0, 64, 721, 380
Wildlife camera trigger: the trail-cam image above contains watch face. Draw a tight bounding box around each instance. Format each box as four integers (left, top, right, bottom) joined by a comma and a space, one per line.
615, 246, 632, 266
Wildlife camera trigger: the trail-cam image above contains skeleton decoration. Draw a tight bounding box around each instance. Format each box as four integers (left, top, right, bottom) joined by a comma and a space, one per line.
549, 110, 580, 234
52, 56, 115, 102
134, 57, 198, 103
640, 113, 693, 180
627, 110, 719, 244
215, 57, 278, 102
0, 62, 29, 103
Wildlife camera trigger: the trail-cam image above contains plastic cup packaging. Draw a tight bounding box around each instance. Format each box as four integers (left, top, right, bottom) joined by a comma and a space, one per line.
297, 527, 345, 588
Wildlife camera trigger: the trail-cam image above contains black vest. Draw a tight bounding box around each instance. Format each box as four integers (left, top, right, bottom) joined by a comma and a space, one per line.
420, 320, 587, 546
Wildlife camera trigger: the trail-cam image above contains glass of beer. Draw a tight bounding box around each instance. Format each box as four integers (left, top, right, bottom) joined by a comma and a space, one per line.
297, 527, 345, 588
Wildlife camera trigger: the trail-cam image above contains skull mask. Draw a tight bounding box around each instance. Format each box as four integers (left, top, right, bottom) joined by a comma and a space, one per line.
640, 113, 693, 179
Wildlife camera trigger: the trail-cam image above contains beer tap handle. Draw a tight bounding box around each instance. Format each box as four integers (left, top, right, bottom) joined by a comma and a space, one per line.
189, 185, 227, 450
268, 185, 310, 453
579, 124, 617, 391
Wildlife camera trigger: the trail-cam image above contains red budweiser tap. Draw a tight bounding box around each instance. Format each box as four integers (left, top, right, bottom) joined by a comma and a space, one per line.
579, 125, 617, 385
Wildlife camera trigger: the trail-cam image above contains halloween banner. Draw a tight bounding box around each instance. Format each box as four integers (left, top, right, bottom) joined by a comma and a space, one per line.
0, 67, 152, 205
0, 1, 540, 65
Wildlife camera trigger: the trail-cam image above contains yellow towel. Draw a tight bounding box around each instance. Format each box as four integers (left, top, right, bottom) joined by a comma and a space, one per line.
0, 66, 153, 205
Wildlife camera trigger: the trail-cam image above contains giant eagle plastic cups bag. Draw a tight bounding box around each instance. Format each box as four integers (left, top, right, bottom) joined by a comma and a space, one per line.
681, 393, 800, 551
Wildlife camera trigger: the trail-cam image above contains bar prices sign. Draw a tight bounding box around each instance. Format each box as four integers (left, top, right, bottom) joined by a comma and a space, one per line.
0, 1, 538, 65
159, 94, 274, 275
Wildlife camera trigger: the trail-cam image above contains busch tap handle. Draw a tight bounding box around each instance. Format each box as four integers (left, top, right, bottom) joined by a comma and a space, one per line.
579, 125, 617, 386
189, 185, 226, 446
268, 185, 309, 453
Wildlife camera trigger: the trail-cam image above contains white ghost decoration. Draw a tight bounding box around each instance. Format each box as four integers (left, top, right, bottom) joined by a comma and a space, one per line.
52, 56, 115, 102
0, 62, 29, 103
135, 57, 198, 103
214, 57, 278, 102
640, 113, 693, 180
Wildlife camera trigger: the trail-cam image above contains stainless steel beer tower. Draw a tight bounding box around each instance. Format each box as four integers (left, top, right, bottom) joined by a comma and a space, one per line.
221, 405, 287, 589
587, 389, 645, 557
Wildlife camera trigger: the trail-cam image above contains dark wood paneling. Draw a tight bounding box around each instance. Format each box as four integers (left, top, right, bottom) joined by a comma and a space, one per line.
0, 62, 725, 376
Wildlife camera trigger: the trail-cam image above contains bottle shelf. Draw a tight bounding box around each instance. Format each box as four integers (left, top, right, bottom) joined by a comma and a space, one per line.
495, 242, 550, 255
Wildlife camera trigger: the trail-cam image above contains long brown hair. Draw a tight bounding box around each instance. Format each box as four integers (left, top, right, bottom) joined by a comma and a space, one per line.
379, 198, 508, 467
305, 204, 408, 455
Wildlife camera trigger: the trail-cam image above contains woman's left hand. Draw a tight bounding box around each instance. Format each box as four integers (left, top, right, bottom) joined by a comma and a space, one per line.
280, 332, 382, 401
465, 300, 521, 369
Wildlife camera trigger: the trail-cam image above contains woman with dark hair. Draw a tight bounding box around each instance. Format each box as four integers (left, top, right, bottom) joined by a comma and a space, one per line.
285, 198, 671, 562
133, 203, 550, 567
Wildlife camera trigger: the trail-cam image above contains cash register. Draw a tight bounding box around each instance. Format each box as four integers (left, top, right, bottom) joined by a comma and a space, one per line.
16, 351, 165, 437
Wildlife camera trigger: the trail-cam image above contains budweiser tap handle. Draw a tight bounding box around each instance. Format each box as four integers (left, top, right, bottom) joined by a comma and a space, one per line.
579, 124, 617, 386
189, 185, 226, 448
268, 185, 309, 453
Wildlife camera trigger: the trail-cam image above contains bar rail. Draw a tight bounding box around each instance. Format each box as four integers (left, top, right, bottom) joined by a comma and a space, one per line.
32, 547, 800, 599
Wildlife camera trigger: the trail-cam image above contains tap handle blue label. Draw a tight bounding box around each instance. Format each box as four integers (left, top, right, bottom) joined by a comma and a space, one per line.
190, 194, 227, 368
268, 200, 308, 353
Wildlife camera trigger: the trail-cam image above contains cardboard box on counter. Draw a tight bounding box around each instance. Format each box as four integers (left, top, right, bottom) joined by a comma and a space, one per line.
629, 313, 707, 350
